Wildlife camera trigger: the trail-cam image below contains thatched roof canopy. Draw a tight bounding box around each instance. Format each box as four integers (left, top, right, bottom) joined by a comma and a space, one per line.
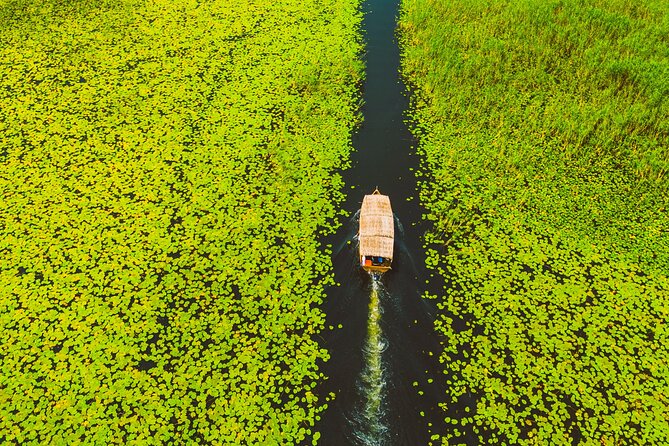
359, 192, 394, 259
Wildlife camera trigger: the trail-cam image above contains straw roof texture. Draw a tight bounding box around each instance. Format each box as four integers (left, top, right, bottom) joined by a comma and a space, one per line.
359, 193, 394, 258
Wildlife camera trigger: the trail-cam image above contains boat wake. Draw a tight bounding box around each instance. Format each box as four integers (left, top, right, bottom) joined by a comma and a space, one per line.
350, 275, 389, 445
317, 212, 445, 445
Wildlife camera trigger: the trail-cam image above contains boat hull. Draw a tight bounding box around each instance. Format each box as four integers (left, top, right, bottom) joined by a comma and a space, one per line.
358, 190, 394, 274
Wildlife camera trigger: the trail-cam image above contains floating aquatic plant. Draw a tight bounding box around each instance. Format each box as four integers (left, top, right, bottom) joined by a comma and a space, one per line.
0, 0, 362, 443
400, 0, 669, 443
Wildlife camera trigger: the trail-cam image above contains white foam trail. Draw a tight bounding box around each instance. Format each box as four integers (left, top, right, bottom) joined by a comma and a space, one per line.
353, 275, 389, 445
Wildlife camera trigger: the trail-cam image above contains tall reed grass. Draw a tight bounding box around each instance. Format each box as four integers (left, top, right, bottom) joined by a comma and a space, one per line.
400, 0, 669, 444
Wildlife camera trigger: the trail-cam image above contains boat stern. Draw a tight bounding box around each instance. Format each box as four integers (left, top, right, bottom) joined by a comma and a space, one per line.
360, 255, 392, 274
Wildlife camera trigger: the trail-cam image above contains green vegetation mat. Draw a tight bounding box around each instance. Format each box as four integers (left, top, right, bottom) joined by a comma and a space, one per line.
400, 0, 669, 444
0, 0, 361, 443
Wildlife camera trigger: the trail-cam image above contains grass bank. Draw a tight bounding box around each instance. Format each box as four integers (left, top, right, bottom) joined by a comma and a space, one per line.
399, 0, 668, 443
0, 0, 362, 443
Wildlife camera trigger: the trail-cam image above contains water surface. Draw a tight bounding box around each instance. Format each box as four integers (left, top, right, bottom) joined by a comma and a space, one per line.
315, 0, 446, 443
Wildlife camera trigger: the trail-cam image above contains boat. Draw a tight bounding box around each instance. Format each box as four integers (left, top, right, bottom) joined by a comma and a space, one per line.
358, 188, 394, 274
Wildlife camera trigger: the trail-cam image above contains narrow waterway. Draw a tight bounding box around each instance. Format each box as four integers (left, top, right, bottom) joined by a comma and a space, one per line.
315, 0, 446, 443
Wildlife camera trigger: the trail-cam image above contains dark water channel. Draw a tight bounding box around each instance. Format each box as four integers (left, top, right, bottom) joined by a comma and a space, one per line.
315, 0, 447, 444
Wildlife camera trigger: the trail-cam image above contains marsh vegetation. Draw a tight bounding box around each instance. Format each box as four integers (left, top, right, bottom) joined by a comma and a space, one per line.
400, 0, 669, 443
0, 0, 362, 443
2, 0, 668, 444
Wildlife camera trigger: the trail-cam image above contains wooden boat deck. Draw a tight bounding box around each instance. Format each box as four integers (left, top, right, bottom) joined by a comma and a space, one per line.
359, 189, 394, 273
